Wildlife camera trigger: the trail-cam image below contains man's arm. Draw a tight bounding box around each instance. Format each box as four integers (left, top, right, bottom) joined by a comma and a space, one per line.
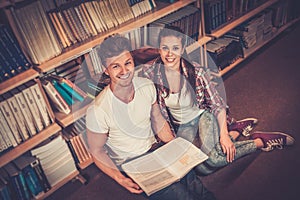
86, 129, 143, 194
150, 101, 175, 142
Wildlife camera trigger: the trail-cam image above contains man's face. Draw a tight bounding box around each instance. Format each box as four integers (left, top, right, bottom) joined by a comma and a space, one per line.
104, 51, 135, 88
159, 36, 184, 70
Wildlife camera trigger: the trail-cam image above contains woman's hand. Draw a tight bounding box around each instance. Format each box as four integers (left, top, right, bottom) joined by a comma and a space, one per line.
115, 174, 144, 194
219, 133, 236, 163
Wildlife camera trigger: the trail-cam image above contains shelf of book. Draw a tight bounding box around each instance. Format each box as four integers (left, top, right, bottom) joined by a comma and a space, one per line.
38, 170, 80, 200
208, 0, 279, 39
36, 0, 197, 73
0, 123, 61, 168
55, 98, 93, 128
0, 68, 39, 95
219, 17, 300, 76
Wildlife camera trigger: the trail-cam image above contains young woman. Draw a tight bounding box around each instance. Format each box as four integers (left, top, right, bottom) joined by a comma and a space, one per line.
139, 26, 295, 175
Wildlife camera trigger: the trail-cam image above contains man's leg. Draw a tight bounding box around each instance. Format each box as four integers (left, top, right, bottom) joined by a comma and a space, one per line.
149, 170, 216, 200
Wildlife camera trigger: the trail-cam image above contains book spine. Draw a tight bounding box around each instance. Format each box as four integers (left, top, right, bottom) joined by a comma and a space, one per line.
21, 87, 44, 132
0, 100, 23, 144
42, 80, 71, 114
14, 92, 37, 136
30, 159, 51, 192
22, 165, 44, 198
52, 80, 75, 105
6, 94, 30, 141
0, 108, 16, 147
63, 77, 88, 98
59, 82, 84, 102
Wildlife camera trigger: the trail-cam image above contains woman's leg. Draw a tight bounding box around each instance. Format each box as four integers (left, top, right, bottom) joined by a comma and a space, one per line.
195, 139, 257, 175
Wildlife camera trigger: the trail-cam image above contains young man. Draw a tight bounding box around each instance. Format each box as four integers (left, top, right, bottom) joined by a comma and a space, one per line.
85, 34, 216, 200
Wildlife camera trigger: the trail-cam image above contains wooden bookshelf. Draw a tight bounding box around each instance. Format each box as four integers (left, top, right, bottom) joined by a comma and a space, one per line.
219, 17, 300, 76
208, 0, 279, 38
55, 98, 93, 128
0, 123, 61, 168
0, 68, 39, 95
186, 36, 212, 54
37, 0, 196, 73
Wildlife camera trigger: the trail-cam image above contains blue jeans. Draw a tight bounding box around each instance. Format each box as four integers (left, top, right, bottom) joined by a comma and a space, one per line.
149, 170, 216, 200
176, 111, 257, 175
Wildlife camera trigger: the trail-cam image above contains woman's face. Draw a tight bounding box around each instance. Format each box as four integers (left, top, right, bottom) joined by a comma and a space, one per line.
159, 36, 184, 71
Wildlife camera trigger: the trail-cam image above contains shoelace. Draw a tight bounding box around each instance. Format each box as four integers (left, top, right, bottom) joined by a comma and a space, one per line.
242, 125, 253, 137
262, 138, 284, 152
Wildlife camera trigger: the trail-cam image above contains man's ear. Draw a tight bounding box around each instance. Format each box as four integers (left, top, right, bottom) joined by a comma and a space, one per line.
104, 68, 109, 76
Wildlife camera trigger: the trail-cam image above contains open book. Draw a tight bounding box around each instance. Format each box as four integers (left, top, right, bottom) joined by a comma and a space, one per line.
121, 137, 208, 196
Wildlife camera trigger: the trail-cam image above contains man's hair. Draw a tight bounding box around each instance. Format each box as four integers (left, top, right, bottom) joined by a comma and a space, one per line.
97, 34, 132, 67
158, 25, 187, 48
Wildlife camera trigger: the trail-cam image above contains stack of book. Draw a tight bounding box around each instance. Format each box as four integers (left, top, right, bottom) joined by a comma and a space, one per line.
62, 117, 92, 168
9, 0, 62, 64
46, 0, 156, 49
30, 134, 78, 187
206, 37, 243, 70
0, 24, 31, 83
0, 79, 55, 151
41, 74, 89, 115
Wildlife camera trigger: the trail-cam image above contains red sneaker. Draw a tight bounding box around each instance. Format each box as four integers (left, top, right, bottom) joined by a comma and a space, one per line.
228, 118, 258, 137
251, 131, 295, 152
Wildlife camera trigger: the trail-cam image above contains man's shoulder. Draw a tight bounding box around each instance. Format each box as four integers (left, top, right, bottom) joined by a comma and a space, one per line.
94, 86, 110, 107
133, 76, 154, 87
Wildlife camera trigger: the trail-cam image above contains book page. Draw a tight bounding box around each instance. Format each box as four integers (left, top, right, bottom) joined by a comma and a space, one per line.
154, 138, 208, 177
121, 153, 177, 196
121, 137, 208, 196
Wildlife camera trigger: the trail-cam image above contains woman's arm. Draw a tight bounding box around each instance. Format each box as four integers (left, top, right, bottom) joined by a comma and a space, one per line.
86, 129, 143, 194
216, 109, 236, 163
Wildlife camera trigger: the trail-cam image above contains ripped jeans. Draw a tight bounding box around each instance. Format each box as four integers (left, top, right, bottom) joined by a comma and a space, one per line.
176, 111, 257, 175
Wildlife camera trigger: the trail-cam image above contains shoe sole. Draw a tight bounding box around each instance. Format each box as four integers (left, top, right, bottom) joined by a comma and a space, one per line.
253, 131, 295, 146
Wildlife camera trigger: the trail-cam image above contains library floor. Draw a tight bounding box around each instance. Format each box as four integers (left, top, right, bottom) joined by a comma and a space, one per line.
46, 21, 300, 200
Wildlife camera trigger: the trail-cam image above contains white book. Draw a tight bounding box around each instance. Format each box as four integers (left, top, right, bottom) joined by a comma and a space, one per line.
13, 88, 37, 136
0, 96, 23, 144
31, 135, 64, 156
27, 81, 51, 127
42, 79, 71, 115
18, 84, 44, 132
0, 109, 16, 147
6, 91, 30, 141
121, 137, 208, 196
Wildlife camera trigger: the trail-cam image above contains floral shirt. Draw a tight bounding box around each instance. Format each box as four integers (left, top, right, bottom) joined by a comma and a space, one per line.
139, 57, 230, 134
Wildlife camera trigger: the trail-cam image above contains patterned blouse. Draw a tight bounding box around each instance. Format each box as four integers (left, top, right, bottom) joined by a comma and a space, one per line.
139, 57, 230, 134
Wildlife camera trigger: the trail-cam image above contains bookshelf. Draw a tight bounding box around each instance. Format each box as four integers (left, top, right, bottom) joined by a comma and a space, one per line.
0, 123, 61, 168
207, 0, 279, 38
1, 1, 206, 198
220, 17, 300, 76
0, 68, 39, 95
36, 0, 198, 73
1, 0, 299, 198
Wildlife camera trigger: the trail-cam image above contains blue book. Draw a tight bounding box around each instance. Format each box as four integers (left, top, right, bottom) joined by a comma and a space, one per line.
59, 82, 84, 102
14, 155, 45, 199
52, 80, 75, 105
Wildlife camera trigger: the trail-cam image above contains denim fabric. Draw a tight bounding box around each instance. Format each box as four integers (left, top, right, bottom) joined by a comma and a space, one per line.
176, 111, 257, 175
149, 170, 216, 200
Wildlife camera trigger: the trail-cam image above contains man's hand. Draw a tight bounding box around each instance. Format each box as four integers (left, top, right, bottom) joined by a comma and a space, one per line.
115, 174, 143, 194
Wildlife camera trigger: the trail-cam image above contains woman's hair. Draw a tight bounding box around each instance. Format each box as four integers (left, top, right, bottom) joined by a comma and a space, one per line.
157, 26, 196, 100
97, 34, 132, 67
